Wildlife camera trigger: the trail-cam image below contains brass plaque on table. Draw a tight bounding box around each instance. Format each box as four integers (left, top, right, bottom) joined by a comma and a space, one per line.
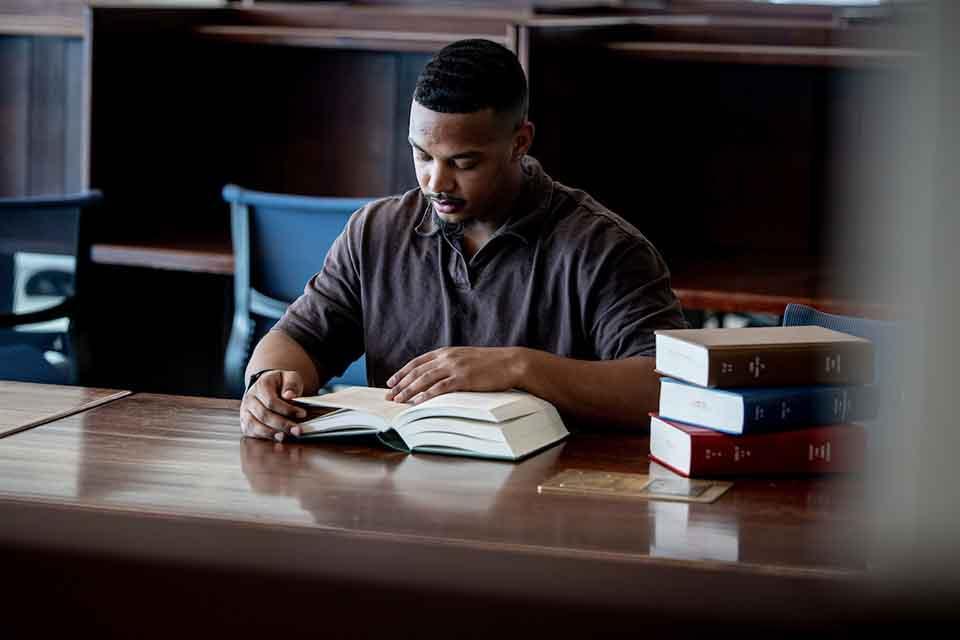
537, 468, 732, 504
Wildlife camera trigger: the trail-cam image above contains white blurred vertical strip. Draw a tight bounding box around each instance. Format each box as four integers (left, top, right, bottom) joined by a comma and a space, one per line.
853, 0, 960, 607
912, 0, 960, 588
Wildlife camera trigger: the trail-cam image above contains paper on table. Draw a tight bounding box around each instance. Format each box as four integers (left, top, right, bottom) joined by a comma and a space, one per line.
537, 468, 733, 504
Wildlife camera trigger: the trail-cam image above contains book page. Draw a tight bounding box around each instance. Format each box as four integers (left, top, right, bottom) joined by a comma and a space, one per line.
295, 387, 409, 423
397, 390, 545, 424
412, 390, 532, 411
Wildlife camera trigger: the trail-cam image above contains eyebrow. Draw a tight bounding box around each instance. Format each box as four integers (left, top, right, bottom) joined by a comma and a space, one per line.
408, 137, 482, 161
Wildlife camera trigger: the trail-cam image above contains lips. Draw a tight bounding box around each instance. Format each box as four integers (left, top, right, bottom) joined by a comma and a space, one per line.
432, 199, 466, 214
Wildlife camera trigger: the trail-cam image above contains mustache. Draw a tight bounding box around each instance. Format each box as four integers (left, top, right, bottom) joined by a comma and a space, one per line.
424, 191, 466, 205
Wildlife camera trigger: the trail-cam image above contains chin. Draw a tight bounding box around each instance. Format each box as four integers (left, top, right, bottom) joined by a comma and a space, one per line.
433, 205, 472, 224
436, 212, 469, 224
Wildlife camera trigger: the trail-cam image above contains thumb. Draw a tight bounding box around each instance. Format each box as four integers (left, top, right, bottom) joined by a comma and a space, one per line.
281, 371, 304, 400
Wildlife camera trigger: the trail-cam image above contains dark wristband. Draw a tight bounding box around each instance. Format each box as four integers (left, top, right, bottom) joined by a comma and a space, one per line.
246, 368, 278, 393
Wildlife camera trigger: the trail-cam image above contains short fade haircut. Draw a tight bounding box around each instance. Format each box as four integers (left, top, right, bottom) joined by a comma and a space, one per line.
413, 38, 528, 129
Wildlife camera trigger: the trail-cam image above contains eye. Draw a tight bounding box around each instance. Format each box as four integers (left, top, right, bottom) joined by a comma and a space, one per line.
454, 159, 478, 170
413, 150, 431, 162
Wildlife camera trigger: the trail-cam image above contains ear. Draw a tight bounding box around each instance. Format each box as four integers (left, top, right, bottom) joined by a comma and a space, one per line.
511, 120, 535, 161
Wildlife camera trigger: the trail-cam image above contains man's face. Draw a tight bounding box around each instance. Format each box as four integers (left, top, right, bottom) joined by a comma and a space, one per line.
408, 100, 522, 225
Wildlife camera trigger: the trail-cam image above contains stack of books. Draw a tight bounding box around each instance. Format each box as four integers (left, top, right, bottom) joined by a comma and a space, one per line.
648, 326, 875, 477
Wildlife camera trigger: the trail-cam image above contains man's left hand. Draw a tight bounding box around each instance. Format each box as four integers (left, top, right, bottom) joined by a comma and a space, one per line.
386, 346, 528, 404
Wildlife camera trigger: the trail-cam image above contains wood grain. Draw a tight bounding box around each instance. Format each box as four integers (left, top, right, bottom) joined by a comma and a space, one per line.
606, 41, 915, 68
192, 25, 510, 51
91, 238, 235, 274
0, 391, 868, 573
0, 380, 129, 438
0, 34, 84, 197
0, 390, 892, 635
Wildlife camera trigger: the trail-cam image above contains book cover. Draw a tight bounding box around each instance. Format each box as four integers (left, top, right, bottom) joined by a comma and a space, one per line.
655, 326, 874, 388
649, 414, 866, 477
658, 377, 877, 434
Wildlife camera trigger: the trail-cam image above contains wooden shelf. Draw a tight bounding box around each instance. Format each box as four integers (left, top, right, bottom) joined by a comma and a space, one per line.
91, 238, 234, 275
671, 256, 891, 318
193, 25, 510, 51
606, 41, 915, 67
0, 14, 84, 37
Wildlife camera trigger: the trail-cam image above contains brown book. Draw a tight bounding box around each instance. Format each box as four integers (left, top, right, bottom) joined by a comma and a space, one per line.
654, 326, 874, 388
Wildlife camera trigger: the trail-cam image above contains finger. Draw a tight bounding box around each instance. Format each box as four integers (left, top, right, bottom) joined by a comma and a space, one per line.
254, 385, 306, 419
248, 397, 300, 435
280, 371, 305, 401
410, 376, 461, 405
386, 350, 442, 390
388, 360, 437, 400
251, 371, 307, 418
392, 367, 451, 403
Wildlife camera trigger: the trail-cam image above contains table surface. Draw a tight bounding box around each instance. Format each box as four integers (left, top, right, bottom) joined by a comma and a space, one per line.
0, 390, 868, 575
0, 380, 130, 438
0, 388, 889, 636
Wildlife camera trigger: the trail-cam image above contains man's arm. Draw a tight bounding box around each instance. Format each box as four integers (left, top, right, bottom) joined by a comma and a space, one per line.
385, 347, 658, 428
240, 330, 324, 441
245, 329, 322, 393
516, 350, 659, 427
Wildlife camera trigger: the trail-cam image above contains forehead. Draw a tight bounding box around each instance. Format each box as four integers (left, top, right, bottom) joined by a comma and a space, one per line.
408, 101, 505, 150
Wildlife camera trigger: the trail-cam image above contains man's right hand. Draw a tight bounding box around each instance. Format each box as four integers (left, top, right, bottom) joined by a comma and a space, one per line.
240, 370, 307, 442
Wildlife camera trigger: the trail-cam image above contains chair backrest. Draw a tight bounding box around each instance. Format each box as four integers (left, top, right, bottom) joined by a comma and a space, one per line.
222, 185, 372, 395
0, 191, 103, 384
782, 303, 899, 387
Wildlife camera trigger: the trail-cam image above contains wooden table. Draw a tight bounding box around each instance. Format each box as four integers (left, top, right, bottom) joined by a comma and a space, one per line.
0, 380, 129, 438
0, 390, 925, 637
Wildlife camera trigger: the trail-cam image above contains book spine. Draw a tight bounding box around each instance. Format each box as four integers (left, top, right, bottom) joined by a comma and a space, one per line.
690, 425, 866, 475
707, 342, 874, 388
741, 385, 877, 432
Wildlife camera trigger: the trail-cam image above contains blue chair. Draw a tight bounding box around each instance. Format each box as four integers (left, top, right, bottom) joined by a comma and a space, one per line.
782, 303, 900, 387
0, 191, 103, 385
222, 185, 372, 397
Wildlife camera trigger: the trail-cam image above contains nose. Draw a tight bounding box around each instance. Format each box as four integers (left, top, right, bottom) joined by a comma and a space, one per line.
425, 161, 456, 195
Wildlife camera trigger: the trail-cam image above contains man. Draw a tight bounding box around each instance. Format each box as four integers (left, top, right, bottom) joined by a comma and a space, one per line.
240, 39, 687, 441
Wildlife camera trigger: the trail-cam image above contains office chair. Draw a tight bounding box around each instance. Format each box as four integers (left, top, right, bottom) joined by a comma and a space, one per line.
222, 185, 372, 397
0, 191, 103, 385
781, 303, 899, 386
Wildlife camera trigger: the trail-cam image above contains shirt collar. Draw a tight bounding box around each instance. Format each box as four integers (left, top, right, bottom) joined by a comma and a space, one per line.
413, 156, 554, 244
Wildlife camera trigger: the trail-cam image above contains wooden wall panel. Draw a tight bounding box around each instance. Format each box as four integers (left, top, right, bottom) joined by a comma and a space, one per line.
28, 36, 67, 194
227, 46, 403, 198
63, 36, 84, 193
214, 45, 429, 199
0, 34, 83, 197
0, 37, 31, 195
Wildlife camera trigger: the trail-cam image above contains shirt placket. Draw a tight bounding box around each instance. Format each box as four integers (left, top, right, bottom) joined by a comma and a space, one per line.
441, 230, 473, 290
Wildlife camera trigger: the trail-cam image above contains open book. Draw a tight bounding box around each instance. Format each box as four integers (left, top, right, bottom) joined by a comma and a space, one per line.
292, 387, 569, 461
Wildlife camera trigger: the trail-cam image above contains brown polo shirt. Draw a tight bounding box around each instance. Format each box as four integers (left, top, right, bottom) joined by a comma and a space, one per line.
274, 156, 688, 386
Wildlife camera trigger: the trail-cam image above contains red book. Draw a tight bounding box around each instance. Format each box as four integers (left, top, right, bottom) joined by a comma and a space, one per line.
649, 414, 866, 477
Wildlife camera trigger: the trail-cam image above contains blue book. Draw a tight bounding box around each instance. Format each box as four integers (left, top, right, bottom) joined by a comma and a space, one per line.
657, 377, 877, 435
